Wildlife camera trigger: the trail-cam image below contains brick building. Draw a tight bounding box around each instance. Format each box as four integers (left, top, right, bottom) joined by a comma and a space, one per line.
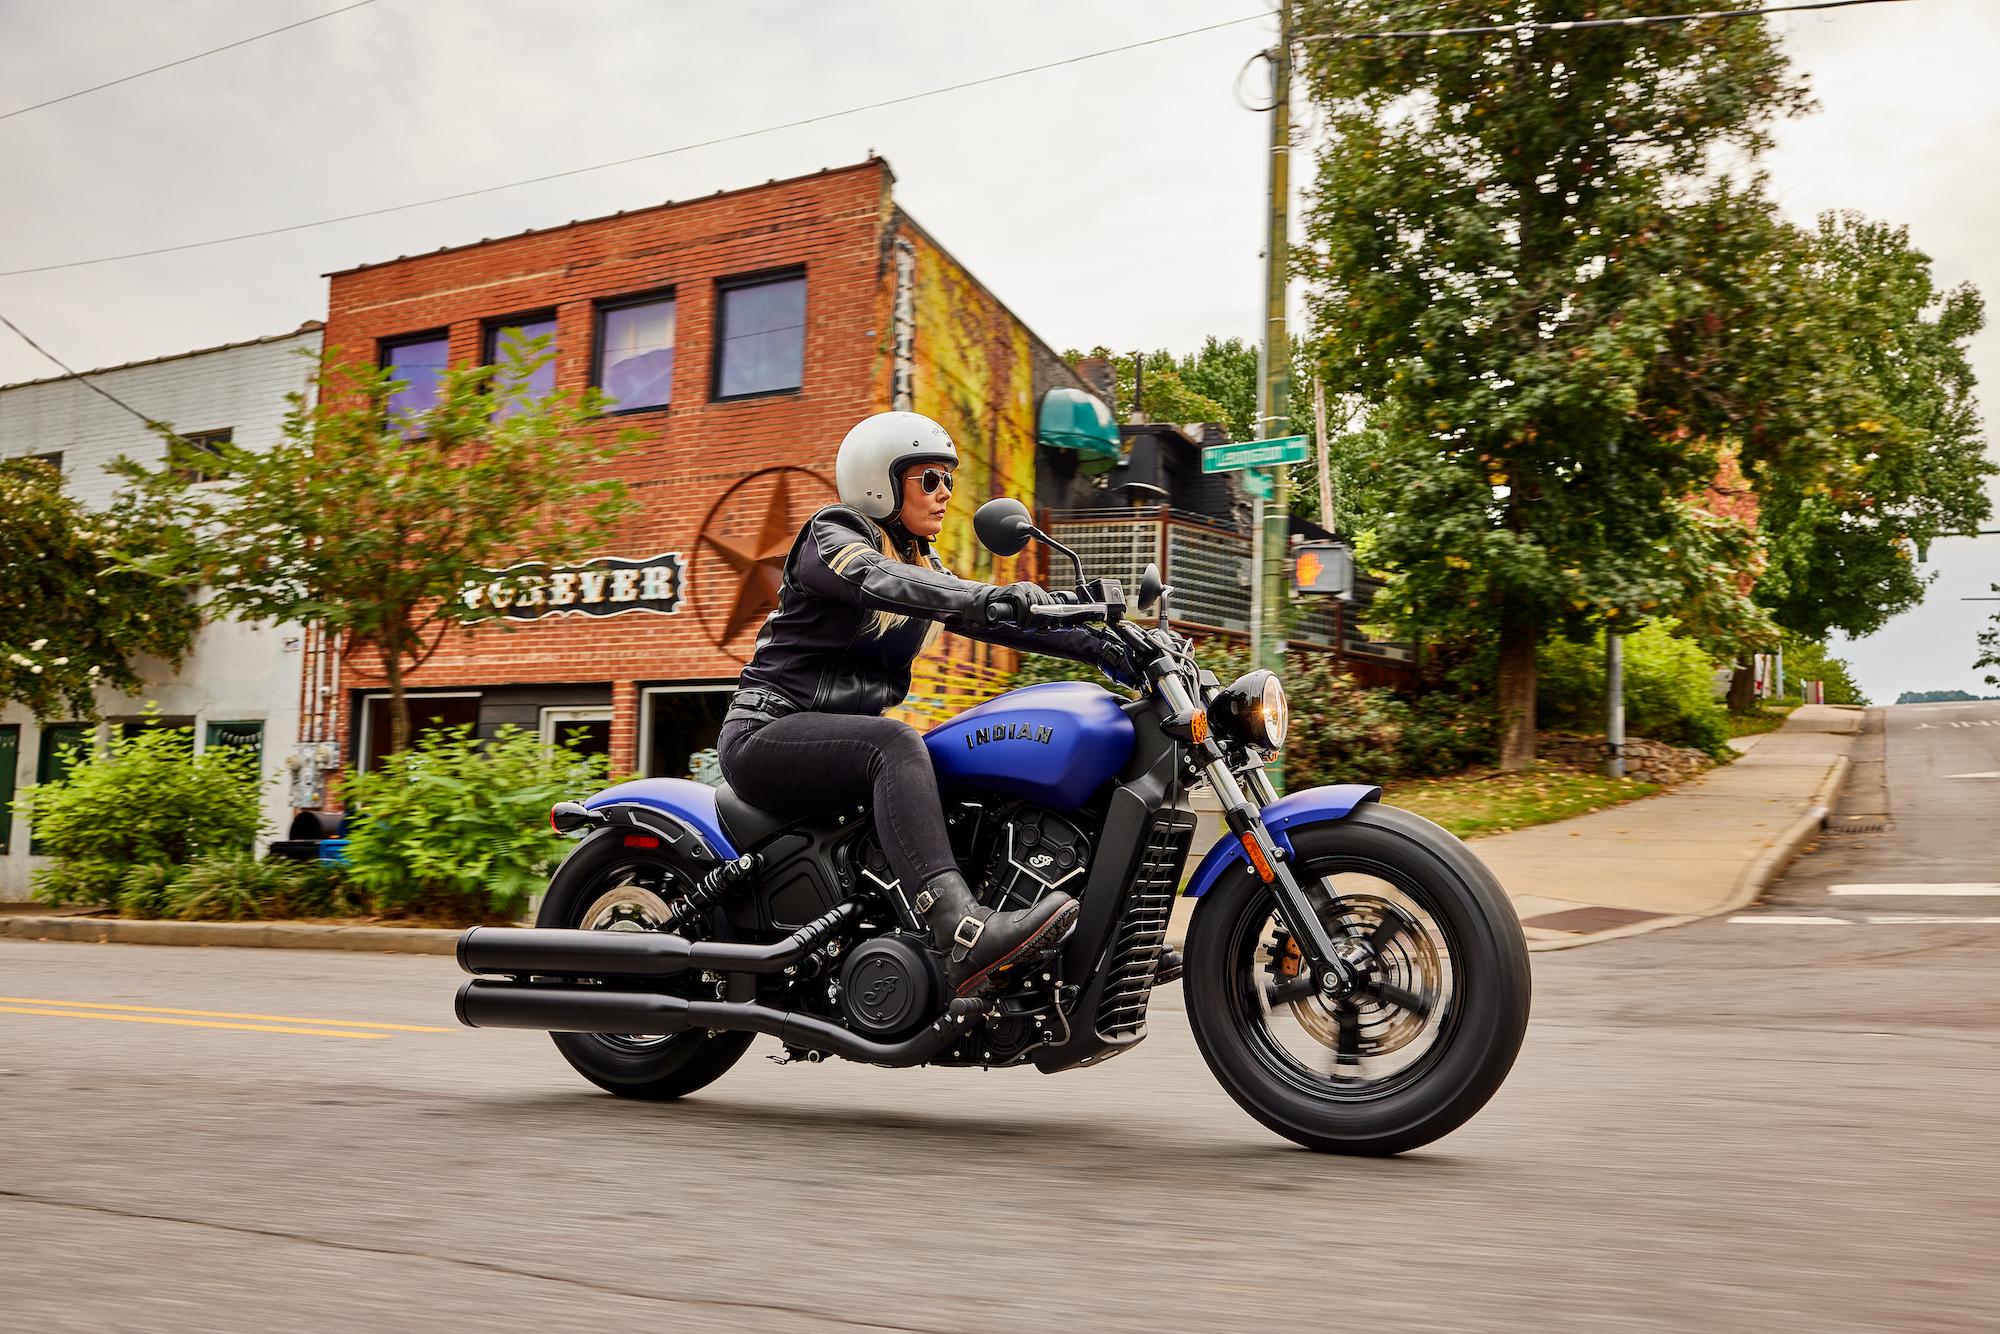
313, 158, 1114, 790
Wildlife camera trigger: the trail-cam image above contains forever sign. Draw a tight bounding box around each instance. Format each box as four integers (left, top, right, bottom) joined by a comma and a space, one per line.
461, 552, 688, 621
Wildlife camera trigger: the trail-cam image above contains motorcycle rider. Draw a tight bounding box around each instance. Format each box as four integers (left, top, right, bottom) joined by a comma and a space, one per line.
718, 411, 1137, 996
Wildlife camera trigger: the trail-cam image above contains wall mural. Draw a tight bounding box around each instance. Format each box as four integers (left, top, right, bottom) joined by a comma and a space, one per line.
695, 465, 839, 659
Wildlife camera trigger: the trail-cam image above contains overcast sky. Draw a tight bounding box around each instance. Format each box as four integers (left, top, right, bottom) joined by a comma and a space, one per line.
1, 0, 1993, 703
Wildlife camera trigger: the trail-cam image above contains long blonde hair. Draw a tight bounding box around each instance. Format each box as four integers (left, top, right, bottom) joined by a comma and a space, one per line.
862, 520, 946, 651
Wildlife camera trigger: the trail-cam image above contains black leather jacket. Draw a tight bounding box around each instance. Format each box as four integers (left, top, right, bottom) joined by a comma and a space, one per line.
729, 504, 1131, 722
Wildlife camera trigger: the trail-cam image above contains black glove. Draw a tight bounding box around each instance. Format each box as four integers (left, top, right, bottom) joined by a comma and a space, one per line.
1099, 640, 1143, 688
977, 580, 1053, 627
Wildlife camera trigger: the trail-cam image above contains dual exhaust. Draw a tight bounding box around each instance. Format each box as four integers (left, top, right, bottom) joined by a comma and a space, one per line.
453, 899, 986, 1067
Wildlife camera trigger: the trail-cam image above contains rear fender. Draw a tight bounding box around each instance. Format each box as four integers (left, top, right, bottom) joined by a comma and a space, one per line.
1181, 784, 1382, 898
581, 777, 738, 863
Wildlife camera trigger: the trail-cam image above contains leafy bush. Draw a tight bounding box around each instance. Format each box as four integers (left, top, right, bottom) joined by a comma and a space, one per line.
1781, 635, 1868, 705
22, 726, 264, 904
339, 724, 610, 922
1011, 636, 1494, 786
165, 852, 302, 921
117, 863, 183, 919
283, 860, 370, 917
1538, 621, 1731, 755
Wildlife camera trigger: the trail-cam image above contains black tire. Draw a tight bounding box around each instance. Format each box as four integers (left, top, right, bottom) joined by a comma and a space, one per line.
1184, 803, 1530, 1155
537, 832, 754, 1101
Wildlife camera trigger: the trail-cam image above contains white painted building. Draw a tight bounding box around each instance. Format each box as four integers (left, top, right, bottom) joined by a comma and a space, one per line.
1, 322, 322, 899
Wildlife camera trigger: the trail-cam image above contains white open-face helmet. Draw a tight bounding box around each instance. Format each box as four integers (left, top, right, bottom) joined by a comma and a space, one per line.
835, 411, 958, 520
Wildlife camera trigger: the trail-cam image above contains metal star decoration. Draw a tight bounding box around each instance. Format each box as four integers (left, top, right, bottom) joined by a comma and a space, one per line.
701, 471, 798, 643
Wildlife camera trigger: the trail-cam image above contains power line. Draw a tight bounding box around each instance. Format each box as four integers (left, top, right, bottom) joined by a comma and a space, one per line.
1309, 0, 1915, 43
0, 311, 161, 427
0, 11, 1268, 281
0, 0, 382, 124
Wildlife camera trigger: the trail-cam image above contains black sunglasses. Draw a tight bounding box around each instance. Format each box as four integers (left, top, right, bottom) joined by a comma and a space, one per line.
914, 467, 954, 495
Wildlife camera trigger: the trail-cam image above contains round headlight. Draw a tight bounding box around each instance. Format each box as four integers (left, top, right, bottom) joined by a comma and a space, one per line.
1260, 672, 1289, 749
1207, 669, 1288, 752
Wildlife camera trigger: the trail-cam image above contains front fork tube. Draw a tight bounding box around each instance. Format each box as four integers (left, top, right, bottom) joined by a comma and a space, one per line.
1199, 752, 1355, 995
1154, 670, 1357, 993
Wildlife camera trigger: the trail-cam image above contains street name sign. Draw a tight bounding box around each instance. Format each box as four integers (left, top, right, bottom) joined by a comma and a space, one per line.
1202, 435, 1309, 473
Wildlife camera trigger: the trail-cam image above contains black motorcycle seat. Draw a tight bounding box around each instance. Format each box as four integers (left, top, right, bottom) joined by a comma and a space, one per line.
713, 783, 793, 851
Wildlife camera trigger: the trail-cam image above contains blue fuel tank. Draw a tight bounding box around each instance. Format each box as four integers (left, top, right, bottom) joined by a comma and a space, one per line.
924, 681, 1137, 811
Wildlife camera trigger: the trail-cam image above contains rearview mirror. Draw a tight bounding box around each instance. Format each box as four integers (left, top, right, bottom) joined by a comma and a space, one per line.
1136, 563, 1162, 613
973, 497, 1036, 557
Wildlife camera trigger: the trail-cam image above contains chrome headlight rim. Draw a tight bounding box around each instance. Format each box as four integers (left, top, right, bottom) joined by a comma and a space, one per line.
1208, 668, 1288, 752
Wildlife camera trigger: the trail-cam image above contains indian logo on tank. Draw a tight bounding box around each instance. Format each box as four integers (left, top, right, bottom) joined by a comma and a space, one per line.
964, 721, 1055, 748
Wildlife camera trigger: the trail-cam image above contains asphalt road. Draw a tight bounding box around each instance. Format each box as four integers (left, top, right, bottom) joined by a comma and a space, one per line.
3, 704, 1996, 1333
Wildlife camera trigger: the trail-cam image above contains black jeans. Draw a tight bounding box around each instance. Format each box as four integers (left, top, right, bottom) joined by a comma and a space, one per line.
716, 714, 955, 893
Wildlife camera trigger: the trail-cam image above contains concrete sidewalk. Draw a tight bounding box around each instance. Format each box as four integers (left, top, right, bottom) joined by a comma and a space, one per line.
1483, 704, 1860, 949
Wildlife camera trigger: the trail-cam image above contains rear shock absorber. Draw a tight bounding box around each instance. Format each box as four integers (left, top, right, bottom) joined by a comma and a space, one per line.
665, 853, 761, 930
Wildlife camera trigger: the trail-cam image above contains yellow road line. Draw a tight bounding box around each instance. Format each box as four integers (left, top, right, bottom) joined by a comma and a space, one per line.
0, 1006, 389, 1039
0, 996, 451, 1032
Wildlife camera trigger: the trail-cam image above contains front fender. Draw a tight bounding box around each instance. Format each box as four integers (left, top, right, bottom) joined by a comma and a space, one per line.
1181, 783, 1382, 898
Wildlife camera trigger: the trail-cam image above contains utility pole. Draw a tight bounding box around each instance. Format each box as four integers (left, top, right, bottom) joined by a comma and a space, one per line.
1605, 630, 1625, 780
1312, 374, 1334, 532
1256, 0, 1293, 791
1255, 0, 1293, 674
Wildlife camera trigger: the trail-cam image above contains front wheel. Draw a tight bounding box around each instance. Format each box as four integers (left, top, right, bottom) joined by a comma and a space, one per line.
538, 832, 754, 1101
1184, 804, 1530, 1155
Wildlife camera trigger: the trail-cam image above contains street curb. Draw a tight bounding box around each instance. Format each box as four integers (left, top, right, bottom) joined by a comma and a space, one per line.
1521, 752, 1849, 953
0, 916, 463, 955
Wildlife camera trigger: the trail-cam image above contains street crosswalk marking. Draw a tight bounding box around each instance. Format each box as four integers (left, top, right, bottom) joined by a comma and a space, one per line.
1827, 884, 2000, 895
1729, 914, 2000, 925
1944, 771, 2000, 779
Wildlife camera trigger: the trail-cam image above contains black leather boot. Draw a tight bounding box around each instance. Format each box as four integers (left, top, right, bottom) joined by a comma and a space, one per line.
916, 871, 1079, 997
1154, 947, 1183, 986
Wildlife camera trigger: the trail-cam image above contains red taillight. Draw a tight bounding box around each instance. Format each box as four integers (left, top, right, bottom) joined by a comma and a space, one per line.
623, 835, 660, 849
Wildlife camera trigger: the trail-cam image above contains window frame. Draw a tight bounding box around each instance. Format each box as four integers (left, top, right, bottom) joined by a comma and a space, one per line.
378, 328, 453, 427
173, 428, 233, 484
710, 267, 808, 403
591, 288, 679, 417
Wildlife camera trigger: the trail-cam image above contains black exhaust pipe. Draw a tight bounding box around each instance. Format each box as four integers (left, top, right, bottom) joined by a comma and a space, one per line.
454, 979, 988, 1068
458, 900, 864, 979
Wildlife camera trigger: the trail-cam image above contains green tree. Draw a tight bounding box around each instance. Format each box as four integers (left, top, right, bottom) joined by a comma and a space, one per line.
1751, 213, 1992, 640
1064, 338, 1264, 442
120, 335, 636, 754
1296, 0, 1844, 767
0, 456, 201, 720
1976, 587, 2000, 691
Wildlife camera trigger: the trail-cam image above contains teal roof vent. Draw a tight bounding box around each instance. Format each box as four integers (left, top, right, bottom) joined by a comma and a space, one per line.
1038, 387, 1121, 460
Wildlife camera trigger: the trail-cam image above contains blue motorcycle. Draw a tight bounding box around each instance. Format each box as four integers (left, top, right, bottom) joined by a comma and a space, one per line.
455, 500, 1530, 1155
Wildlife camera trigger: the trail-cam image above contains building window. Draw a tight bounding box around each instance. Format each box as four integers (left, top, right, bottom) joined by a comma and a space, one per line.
21, 451, 63, 476
715, 273, 806, 400
484, 313, 558, 420
639, 685, 733, 780
382, 332, 450, 428
174, 428, 232, 483
358, 693, 481, 773
31, 724, 93, 855
595, 295, 676, 413
0, 724, 17, 856
206, 721, 265, 765
539, 707, 611, 759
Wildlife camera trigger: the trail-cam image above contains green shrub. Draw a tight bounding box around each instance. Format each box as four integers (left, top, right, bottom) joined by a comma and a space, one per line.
166, 852, 296, 921
116, 862, 184, 919
281, 859, 370, 917
339, 724, 610, 922
22, 726, 264, 904
34, 858, 128, 909
1780, 636, 1868, 705
1539, 620, 1731, 755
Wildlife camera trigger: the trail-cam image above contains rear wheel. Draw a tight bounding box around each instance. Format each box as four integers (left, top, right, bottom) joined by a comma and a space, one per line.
1184, 804, 1530, 1155
538, 834, 754, 1101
